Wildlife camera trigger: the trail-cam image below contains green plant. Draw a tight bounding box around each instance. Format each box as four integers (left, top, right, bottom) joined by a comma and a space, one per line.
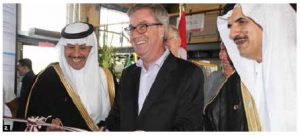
98, 25, 115, 70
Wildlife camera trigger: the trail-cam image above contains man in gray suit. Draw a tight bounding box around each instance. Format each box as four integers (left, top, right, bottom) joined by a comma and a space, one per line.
101, 4, 204, 131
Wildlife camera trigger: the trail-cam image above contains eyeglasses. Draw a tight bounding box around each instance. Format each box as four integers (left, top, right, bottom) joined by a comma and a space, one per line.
124, 23, 162, 35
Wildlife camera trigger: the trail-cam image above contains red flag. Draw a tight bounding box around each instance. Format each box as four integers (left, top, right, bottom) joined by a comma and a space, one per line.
178, 11, 186, 50
38, 42, 55, 47
178, 11, 187, 59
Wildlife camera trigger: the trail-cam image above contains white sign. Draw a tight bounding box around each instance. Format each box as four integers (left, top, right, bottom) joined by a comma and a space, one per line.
177, 13, 205, 33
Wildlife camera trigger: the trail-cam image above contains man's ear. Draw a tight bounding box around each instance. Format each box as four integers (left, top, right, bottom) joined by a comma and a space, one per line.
178, 38, 181, 47
159, 26, 164, 39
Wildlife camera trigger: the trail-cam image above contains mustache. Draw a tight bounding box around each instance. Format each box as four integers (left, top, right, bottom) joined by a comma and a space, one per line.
233, 35, 248, 41
69, 56, 86, 60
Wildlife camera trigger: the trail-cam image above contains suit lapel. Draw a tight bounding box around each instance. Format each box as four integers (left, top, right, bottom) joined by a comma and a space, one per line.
124, 65, 141, 130
133, 67, 141, 118
138, 54, 177, 118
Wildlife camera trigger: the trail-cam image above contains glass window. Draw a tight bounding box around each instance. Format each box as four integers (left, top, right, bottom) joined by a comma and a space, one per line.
99, 7, 131, 48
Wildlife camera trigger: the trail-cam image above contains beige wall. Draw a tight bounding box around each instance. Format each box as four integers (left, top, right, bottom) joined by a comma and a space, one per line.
67, 4, 100, 39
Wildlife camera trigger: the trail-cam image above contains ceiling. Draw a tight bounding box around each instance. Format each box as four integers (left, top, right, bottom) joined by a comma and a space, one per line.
98, 4, 227, 18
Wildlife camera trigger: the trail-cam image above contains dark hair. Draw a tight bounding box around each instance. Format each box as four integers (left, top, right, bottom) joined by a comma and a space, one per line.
18, 58, 32, 70
222, 4, 236, 15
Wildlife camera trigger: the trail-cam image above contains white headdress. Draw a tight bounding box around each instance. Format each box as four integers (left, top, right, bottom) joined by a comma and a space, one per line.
56, 22, 110, 123
217, 4, 296, 131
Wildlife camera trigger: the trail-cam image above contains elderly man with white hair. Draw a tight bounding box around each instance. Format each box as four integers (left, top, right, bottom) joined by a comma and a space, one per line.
24, 22, 115, 131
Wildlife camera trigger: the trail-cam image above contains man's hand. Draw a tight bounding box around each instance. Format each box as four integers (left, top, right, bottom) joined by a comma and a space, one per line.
47, 118, 64, 131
